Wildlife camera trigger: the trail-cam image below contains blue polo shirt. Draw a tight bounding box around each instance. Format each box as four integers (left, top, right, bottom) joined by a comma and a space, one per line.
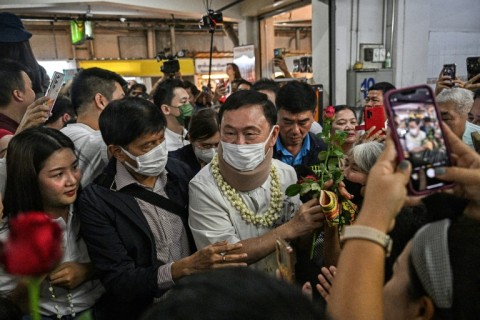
275, 134, 311, 166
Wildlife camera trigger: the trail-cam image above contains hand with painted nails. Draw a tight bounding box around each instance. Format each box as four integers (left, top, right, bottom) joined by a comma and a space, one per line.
434, 124, 480, 218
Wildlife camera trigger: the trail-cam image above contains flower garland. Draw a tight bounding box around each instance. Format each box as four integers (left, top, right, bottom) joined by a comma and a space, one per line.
211, 154, 283, 227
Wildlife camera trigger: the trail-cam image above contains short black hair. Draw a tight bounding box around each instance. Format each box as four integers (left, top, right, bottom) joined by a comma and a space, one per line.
99, 97, 166, 147
45, 96, 76, 124
140, 268, 321, 320
0, 59, 27, 107
218, 90, 277, 128
188, 108, 219, 142
368, 82, 396, 94
183, 80, 200, 97
276, 81, 316, 113
152, 78, 184, 107
334, 105, 357, 119
252, 78, 280, 95
70, 67, 127, 113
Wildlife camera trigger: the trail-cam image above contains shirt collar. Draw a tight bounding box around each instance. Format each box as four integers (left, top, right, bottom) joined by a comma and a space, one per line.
275, 133, 311, 156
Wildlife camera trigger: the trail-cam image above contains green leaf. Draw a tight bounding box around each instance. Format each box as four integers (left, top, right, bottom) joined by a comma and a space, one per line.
333, 149, 344, 157
285, 184, 302, 197
300, 183, 312, 195
318, 151, 328, 161
311, 183, 321, 191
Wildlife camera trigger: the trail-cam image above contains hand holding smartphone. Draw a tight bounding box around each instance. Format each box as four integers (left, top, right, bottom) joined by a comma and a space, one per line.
276, 238, 295, 284
45, 71, 65, 114
442, 63, 456, 85
384, 85, 454, 195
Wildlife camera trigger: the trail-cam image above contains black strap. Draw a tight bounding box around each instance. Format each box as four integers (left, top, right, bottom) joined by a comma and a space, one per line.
119, 184, 187, 218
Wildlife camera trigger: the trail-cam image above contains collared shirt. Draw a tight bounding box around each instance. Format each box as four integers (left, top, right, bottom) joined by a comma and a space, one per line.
0, 209, 105, 317
188, 159, 301, 275
275, 133, 311, 166
115, 161, 190, 292
0, 113, 18, 136
165, 127, 190, 152
61, 123, 109, 187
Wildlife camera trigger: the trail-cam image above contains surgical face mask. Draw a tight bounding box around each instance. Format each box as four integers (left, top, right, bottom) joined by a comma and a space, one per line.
462, 120, 480, 147
175, 102, 194, 125
121, 141, 168, 176
194, 146, 216, 163
221, 126, 276, 172
409, 128, 419, 136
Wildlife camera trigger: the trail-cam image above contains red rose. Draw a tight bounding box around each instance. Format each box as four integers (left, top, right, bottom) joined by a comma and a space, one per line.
0, 212, 63, 276
324, 106, 335, 120
305, 175, 318, 181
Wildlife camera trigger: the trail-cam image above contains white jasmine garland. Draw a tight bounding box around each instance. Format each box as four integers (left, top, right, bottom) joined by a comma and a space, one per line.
211, 154, 283, 227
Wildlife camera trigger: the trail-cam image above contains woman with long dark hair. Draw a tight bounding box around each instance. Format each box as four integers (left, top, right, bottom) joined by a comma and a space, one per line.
1, 127, 103, 319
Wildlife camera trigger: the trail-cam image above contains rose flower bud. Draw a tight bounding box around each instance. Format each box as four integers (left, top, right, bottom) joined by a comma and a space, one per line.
0, 212, 63, 276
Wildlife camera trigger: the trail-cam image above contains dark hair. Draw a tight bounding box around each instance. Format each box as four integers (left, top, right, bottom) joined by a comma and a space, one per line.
140, 268, 321, 320
252, 78, 280, 95
128, 83, 147, 95
369, 82, 396, 94
152, 78, 184, 107
334, 105, 357, 119
0, 41, 44, 95
0, 59, 28, 107
70, 67, 127, 113
45, 96, 76, 125
3, 127, 76, 218
183, 80, 200, 97
276, 81, 316, 113
227, 63, 242, 80
188, 108, 219, 142
219, 90, 277, 128
99, 97, 166, 147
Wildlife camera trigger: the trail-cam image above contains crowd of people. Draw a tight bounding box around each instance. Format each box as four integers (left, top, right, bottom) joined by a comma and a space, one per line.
0, 11, 480, 320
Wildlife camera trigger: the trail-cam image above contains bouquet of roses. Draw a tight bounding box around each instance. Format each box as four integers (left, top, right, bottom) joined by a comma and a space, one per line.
285, 106, 358, 258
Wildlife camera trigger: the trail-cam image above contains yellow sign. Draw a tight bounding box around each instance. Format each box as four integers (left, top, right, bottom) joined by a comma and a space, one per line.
77, 59, 195, 76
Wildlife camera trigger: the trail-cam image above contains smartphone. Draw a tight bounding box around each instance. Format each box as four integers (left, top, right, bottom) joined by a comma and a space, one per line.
274, 48, 284, 59
442, 63, 456, 80
384, 85, 455, 195
276, 238, 295, 284
466, 57, 480, 83
364, 106, 386, 136
45, 71, 65, 113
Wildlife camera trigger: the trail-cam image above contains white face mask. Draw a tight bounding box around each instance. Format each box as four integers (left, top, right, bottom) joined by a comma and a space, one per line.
221, 126, 276, 171
194, 146, 217, 163
121, 141, 168, 176
409, 128, 419, 136
462, 120, 480, 147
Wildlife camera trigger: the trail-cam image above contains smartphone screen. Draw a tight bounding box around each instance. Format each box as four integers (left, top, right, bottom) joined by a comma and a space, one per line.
274, 48, 283, 59
276, 239, 295, 283
45, 71, 65, 113
364, 106, 386, 136
466, 57, 480, 83
442, 63, 456, 80
385, 85, 454, 195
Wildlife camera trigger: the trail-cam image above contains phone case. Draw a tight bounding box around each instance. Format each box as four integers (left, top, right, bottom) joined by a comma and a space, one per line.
364, 106, 386, 136
276, 239, 295, 283
384, 85, 455, 195
466, 57, 480, 82
472, 131, 480, 153
45, 71, 65, 113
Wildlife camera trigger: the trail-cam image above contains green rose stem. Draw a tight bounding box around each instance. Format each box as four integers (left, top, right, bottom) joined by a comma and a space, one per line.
28, 277, 42, 320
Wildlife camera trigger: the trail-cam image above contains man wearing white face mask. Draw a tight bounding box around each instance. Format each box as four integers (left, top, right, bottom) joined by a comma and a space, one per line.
78, 97, 247, 320
189, 90, 325, 275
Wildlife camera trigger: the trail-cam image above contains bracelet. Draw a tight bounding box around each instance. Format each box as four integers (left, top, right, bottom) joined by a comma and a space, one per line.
340, 225, 392, 257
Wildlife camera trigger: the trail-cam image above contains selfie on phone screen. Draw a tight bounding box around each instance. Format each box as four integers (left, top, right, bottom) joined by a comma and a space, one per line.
386, 86, 453, 194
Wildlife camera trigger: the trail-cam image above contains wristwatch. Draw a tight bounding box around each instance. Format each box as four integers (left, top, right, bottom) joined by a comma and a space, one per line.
340, 225, 393, 257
